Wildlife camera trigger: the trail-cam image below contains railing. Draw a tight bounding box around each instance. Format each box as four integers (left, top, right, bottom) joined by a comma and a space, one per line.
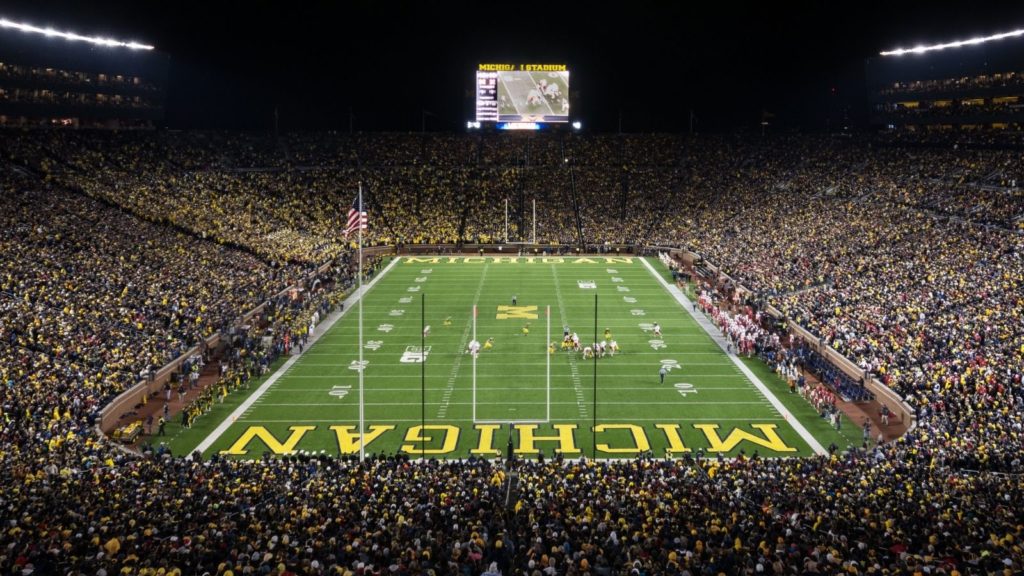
96, 259, 339, 435
663, 247, 916, 434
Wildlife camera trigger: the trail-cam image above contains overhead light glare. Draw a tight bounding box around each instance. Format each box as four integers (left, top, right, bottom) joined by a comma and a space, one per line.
880, 28, 1024, 56
0, 17, 155, 50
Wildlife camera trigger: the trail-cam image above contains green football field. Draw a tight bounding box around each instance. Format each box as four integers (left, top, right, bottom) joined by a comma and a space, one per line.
164, 256, 858, 459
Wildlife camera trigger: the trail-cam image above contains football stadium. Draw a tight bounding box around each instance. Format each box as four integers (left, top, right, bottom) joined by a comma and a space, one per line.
1, 3, 1023, 575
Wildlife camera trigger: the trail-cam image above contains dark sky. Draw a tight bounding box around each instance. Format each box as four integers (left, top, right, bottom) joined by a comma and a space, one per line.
2, 1, 1021, 131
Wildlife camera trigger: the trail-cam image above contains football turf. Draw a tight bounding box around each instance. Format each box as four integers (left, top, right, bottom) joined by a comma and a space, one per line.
164, 256, 857, 459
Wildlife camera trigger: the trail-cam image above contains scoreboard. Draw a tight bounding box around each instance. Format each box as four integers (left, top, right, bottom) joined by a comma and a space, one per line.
475, 63, 570, 125
476, 71, 499, 122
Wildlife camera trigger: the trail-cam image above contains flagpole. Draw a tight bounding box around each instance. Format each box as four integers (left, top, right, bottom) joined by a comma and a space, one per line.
358, 181, 365, 463
592, 293, 598, 461
421, 292, 426, 458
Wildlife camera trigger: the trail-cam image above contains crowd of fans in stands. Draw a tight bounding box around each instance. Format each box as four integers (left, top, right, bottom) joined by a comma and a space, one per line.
0, 130, 1022, 575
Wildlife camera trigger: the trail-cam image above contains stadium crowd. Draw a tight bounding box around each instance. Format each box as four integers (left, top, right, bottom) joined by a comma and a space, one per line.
0, 129, 1022, 575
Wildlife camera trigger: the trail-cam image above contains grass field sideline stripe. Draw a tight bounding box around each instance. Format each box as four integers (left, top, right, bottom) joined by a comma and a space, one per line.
639, 257, 827, 456
192, 257, 402, 455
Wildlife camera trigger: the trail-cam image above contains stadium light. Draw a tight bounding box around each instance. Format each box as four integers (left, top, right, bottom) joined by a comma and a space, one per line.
572, 121, 582, 130
0, 17, 155, 50
880, 28, 1024, 56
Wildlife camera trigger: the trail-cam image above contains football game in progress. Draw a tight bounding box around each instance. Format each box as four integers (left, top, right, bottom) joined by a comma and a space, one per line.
2, 2, 1021, 573
170, 255, 853, 459
476, 64, 570, 123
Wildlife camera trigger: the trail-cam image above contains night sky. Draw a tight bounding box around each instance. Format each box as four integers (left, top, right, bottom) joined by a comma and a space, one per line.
1, 1, 1021, 132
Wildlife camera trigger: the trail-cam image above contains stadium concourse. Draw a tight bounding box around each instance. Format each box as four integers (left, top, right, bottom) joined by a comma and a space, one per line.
0, 130, 1022, 575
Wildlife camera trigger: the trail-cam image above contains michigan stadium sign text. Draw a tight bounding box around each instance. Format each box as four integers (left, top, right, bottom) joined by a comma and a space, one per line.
479, 63, 568, 72
220, 423, 797, 456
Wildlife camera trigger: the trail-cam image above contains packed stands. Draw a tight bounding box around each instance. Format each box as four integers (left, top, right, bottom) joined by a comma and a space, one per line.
0, 130, 1022, 574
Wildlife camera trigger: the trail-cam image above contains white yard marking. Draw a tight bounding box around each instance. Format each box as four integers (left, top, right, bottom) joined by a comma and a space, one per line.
639, 257, 826, 455
240, 400, 772, 407
193, 257, 401, 455
553, 266, 588, 418
438, 264, 490, 419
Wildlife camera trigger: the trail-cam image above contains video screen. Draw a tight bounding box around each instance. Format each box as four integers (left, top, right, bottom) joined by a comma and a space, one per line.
476, 65, 570, 123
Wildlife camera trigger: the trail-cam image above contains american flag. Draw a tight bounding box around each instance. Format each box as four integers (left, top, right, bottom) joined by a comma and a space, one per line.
344, 193, 368, 238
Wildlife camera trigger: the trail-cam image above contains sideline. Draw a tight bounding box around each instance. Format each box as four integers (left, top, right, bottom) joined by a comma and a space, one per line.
193, 257, 402, 455
639, 257, 827, 455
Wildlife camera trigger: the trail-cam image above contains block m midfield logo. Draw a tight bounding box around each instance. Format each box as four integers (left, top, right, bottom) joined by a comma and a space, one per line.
495, 305, 538, 320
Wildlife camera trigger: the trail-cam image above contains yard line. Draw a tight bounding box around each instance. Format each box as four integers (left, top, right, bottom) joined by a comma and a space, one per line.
246, 400, 775, 407
282, 361, 737, 369
191, 258, 401, 455
307, 332, 713, 342
639, 257, 827, 455
303, 350, 725, 356
368, 290, 671, 293
270, 371, 742, 380
552, 265, 588, 418
497, 73, 524, 117
259, 385, 764, 393
438, 264, 490, 419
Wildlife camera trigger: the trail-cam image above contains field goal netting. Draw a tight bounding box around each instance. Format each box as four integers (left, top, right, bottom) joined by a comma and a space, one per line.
470, 304, 551, 424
